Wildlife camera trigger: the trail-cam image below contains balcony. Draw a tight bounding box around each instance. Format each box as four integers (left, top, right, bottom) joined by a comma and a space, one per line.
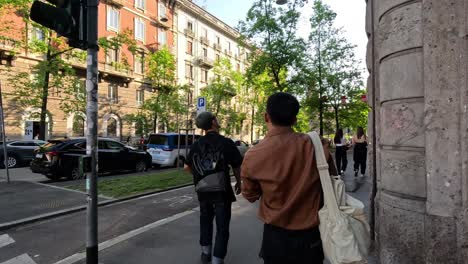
213, 43, 222, 51
197, 56, 214, 69
103, 0, 124, 8
184, 28, 195, 38
200, 36, 209, 46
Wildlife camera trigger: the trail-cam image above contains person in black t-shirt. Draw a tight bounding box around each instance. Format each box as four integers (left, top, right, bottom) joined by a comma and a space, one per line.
185, 111, 242, 264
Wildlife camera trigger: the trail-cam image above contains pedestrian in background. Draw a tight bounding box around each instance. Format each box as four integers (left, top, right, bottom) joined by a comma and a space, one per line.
352, 127, 368, 178
242, 92, 337, 264
334, 128, 348, 176
184, 111, 242, 264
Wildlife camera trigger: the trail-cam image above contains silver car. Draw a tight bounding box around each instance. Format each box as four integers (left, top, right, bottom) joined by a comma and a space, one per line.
0, 140, 47, 168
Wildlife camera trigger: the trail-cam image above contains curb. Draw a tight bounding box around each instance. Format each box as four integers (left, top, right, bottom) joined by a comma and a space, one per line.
0, 183, 193, 232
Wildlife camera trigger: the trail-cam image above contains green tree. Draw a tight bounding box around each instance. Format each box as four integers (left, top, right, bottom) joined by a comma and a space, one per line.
307, 0, 365, 132
143, 47, 185, 132
239, 0, 307, 92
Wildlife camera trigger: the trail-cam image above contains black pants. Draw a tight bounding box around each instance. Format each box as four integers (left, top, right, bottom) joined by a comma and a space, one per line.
261, 224, 324, 264
353, 144, 367, 175
335, 146, 348, 174
199, 201, 232, 259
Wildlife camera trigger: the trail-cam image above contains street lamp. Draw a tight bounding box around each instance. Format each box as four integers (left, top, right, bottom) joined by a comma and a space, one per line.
276, 0, 287, 5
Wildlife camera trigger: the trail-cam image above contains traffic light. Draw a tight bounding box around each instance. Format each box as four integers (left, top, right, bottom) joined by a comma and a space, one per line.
30, 0, 87, 50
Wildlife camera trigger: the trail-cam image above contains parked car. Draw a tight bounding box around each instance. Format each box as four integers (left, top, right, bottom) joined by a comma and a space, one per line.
30, 138, 152, 181
146, 133, 201, 168
233, 140, 250, 158
0, 140, 47, 168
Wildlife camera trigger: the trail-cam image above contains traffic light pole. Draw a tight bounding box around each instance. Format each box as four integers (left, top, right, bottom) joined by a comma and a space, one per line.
85, 0, 99, 262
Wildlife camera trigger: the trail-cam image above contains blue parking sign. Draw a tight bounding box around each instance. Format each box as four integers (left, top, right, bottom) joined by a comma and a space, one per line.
198, 97, 205, 108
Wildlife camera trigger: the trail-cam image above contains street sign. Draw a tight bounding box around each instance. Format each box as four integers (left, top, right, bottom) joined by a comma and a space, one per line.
197, 97, 206, 116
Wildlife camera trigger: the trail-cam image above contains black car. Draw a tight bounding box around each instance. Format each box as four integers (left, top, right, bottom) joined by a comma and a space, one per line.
30, 138, 152, 181
0, 140, 48, 168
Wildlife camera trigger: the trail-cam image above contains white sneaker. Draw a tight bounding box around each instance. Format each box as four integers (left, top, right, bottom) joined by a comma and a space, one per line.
359, 174, 365, 179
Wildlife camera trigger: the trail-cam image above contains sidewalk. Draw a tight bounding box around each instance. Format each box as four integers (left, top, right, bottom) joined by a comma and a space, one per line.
73, 180, 375, 264
0, 181, 108, 230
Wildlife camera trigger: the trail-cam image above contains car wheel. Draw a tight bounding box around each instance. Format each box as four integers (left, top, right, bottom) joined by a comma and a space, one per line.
3, 155, 19, 168
173, 157, 185, 168
135, 161, 147, 172
68, 167, 83, 181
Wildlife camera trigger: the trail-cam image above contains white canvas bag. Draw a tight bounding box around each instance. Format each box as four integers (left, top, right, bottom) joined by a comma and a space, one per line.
308, 131, 371, 264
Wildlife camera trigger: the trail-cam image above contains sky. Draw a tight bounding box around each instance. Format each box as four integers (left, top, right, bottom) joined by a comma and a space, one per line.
193, 0, 368, 77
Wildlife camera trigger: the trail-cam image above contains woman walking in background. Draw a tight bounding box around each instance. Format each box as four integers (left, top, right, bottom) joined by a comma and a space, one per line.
352, 127, 368, 178
334, 128, 348, 176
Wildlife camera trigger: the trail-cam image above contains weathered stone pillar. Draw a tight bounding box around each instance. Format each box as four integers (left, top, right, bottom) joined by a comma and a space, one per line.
366, 0, 468, 263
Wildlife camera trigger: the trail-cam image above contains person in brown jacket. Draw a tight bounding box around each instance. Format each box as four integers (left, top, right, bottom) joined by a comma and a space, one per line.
241, 92, 337, 264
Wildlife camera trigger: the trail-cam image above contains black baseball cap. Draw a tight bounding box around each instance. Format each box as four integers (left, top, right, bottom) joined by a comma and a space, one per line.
196, 111, 216, 130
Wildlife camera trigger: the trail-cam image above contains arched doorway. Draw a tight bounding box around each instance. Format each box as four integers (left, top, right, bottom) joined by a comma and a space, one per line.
22, 108, 52, 140
102, 113, 121, 139
73, 115, 85, 137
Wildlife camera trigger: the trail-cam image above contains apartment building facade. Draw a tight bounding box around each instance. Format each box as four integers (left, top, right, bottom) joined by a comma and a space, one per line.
174, 0, 255, 142
0, 0, 176, 141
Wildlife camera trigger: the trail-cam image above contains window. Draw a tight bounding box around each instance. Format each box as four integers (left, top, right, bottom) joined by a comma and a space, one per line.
135, 0, 145, 10
72, 115, 85, 137
237, 63, 240, 72
75, 79, 86, 99
186, 41, 193, 55
134, 52, 144, 74
228, 42, 231, 52
107, 7, 120, 31
136, 90, 144, 106
216, 36, 220, 44
106, 140, 124, 150
31, 27, 44, 41
158, 3, 166, 20
202, 28, 208, 38
187, 21, 193, 31
106, 48, 119, 64
158, 29, 167, 46
106, 120, 118, 137
108, 84, 118, 103
201, 69, 208, 83
185, 63, 193, 79
134, 18, 145, 41
203, 48, 208, 57
216, 54, 220, 61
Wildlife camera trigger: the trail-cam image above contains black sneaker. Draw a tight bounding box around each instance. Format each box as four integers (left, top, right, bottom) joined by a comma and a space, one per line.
201, 253, 211, 264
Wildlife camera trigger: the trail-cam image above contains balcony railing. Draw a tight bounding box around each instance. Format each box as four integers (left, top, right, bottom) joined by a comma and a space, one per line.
197, 56, 214, 69
184, 28, 195, 38
200, 36, 209, 46
213, 43, 222, 51
103, 0, 124, 8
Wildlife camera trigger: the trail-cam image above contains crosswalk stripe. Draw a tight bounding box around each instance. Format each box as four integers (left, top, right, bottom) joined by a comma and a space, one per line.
0, 254, 37, 264
0, 234, 15, 249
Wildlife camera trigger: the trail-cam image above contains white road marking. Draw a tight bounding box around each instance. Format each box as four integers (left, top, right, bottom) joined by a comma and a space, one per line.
0, 254, 37, 264
54, 209, 196, 264
0, 234, 15, 249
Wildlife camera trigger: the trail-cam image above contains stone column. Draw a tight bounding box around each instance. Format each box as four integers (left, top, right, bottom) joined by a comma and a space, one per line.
366, 0, 468, 263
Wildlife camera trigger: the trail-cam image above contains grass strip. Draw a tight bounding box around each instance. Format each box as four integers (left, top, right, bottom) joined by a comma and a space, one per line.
66, 170, 193, 199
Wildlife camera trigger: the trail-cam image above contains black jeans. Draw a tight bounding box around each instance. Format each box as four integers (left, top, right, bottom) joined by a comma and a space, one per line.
335, 146, 348, 173
261, 224, 324, 264
199, 201, 232, 259
353, 144, 367, 175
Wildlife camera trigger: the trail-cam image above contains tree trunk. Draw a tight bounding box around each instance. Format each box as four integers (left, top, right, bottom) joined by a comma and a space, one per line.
334, 105, 340, 131
250, 106, 254, 143
153, 112, 157, 133
39, 37, 52, 140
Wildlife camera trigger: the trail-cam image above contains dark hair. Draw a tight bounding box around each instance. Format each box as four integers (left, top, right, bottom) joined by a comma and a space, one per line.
266, 92, 300, 127
334, 128, 344, 144
357, 127, 365, 139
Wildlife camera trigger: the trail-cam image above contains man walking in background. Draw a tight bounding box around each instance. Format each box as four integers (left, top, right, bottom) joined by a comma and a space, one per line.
241, 92, 337, 264
185, 111, 243, 264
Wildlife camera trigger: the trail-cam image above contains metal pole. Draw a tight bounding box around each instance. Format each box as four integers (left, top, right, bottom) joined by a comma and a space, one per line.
177, 130, 181, 170
0, 81, 10, 183
85, 0, 99, 262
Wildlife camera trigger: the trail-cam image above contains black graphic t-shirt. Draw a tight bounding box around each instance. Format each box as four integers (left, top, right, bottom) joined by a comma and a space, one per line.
186, 131, 243, 202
